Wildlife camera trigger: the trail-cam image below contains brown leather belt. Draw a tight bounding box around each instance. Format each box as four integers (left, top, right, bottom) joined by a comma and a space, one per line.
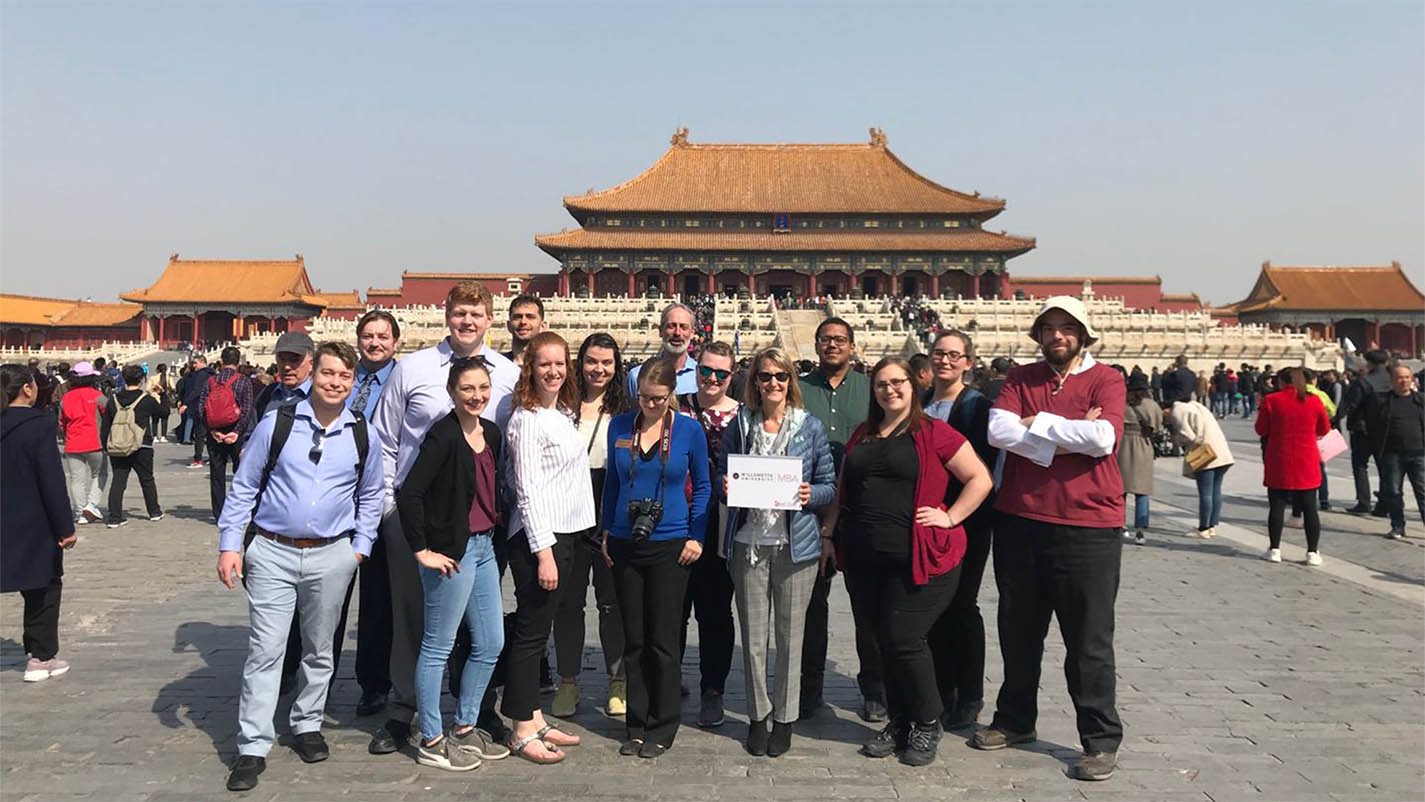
255, 528, 352, 549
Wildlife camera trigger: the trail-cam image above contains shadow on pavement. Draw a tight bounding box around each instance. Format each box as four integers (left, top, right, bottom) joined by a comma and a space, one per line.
152, 621, 246, 760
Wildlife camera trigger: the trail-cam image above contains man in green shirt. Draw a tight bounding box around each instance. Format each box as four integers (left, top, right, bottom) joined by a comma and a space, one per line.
797, 317, 886, 723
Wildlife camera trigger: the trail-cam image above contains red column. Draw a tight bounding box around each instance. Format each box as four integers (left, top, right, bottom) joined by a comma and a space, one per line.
587, 272, 595, 296
706, 271, 716, 295
971, 274, 981, 299
666, 272, 676, 296
157, 316, 166, 344
748, 272, 757, 296
930, 273, 940, 298
627, 271, 636, 297
191, 314, 200, 346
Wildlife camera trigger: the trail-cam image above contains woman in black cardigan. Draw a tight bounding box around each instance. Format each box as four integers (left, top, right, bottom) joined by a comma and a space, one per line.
1, 364, 78, 682
396, 357, 507, 772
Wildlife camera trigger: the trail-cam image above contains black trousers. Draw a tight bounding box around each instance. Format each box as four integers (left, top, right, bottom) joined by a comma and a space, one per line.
991, 516, 1123, 754
802, 565, 885, 704
355, 535, 394, 695
502, 532, 575, 721
679, 522, 735, 694
107, 448, 161, 523
206, 436, 241, 519
610, 537, 689, 747
1350, 431, 1377, 507
929, 513, 994, 710
20, 578, 63, 661
843, 549, 959, 724
1268, 489, 1322, 552
190, 414, 207, 462
555, 533, 624, 679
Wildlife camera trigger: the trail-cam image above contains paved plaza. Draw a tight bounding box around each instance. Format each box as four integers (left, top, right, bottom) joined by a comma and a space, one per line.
2, 417, 1423, 802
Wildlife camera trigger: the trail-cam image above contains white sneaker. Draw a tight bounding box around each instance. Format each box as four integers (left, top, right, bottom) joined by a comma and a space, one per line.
1264, 548, 1282, 563
23, 657, 70, 682
1133, 531, 1146, 545
1203, 527, 1216, 539
1305, 551, 1323, 567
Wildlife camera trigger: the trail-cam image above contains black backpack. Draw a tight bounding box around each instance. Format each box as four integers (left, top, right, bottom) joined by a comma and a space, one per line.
241, 405, 370, 548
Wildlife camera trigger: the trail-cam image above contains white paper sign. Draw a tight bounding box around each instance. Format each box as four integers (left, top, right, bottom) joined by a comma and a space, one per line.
727, 454, 803, 511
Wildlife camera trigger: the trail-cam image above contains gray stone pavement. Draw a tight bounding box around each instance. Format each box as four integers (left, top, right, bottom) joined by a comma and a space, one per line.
2, 435, 1423, 802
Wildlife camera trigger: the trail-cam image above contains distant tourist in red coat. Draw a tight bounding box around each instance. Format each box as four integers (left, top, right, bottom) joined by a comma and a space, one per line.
976, 296, 1126, 783
1255, 367, 1331, 566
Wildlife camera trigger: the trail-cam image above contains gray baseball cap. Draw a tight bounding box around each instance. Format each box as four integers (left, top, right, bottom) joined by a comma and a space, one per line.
274, 331, 315, 356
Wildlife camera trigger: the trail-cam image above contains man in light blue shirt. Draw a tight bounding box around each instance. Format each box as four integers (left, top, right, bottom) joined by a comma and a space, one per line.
627, 302, 700, 396
216, 343, 384, 792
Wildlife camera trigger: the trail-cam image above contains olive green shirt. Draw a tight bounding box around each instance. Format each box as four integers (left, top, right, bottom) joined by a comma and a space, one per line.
799, 368, 871, 472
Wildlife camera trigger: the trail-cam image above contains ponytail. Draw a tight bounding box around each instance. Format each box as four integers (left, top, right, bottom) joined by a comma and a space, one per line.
1290, 367, 1308, 400
0, 364, 34, 412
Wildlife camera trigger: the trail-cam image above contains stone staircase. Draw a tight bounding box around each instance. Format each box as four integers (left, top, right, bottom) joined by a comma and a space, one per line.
776, 309, 828, 362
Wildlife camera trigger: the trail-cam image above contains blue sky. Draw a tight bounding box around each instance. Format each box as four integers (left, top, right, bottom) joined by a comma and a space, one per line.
3, 0, 1421, 306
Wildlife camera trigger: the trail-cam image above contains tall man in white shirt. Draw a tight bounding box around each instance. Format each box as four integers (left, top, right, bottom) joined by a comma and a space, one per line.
366, 282, 519, 756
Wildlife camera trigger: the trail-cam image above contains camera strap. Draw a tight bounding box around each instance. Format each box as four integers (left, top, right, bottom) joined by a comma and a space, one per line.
627, 409, 674, 501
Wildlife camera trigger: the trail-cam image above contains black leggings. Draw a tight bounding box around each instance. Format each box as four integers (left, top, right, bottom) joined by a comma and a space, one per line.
20, 578, 63, 661
502, 532, 575, 721
1268, 488, 1321, 552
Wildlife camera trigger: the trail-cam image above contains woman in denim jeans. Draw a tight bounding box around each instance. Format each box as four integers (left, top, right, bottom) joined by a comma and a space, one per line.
1169, 381, 1235, 538
397, 357, 507, 771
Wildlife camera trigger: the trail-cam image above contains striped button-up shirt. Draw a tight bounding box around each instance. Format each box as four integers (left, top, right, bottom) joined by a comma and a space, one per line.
505, 404, 596, 553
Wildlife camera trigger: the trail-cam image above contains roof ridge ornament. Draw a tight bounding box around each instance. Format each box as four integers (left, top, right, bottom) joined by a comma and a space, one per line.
671, 127, 690, 146
869, 127, 887, 147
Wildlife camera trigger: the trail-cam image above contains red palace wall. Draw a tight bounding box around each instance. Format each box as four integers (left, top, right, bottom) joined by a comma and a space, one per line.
395, 274, 561, 306
1005, 278, 1202, 312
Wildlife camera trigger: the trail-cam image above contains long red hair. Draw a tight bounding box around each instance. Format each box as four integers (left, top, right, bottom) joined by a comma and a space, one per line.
513, 332, 580, 413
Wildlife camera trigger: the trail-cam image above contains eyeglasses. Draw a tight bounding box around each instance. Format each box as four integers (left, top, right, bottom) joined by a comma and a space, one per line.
638, 393, 670, 405
755, 371, 791, 384
697, 365, 730, 382
874, 377, 912, 393
816, 335, 850, 346
451, 355, 488, 370
931, 350, 965, 362
309, 427, 325, 465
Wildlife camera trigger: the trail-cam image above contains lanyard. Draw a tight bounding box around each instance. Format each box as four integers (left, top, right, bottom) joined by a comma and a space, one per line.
627, 410, 674, 499
585, 411, 606, 455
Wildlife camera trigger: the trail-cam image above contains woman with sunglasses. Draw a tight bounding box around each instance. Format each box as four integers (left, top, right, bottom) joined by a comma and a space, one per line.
921, 330, 1000, 732
599, 357, 711, 758
397, 356, 507, 771
503, 332, 595, 764
717, 347, 836, 757
677, 342, 741, 728
551, 333, 631, 718
829, 356, 992, 767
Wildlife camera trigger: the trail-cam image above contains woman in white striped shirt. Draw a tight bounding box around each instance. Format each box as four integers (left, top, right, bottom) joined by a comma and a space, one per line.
503, 332, 596, 764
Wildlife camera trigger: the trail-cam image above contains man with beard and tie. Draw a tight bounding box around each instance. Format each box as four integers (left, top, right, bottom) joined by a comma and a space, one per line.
627, 303, 700, 397
974, 296, 1127, 782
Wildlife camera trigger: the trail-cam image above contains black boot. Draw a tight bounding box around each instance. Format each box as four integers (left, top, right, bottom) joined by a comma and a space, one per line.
898, 720, 942, 767
860, 717, 909, 759
745, 716, 770, 756
767, 720, 792, 757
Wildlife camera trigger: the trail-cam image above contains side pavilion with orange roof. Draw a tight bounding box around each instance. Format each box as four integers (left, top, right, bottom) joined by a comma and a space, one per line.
0, 294, 143, 349
120, 254, 328, 346
535, 128, 1035, 299
1226, 261, 1424, 357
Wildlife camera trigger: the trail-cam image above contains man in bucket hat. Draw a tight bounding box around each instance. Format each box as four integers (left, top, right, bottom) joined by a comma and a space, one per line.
975, 296, 1127, 781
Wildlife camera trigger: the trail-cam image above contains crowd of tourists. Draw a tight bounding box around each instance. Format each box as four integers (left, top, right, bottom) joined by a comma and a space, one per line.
2, 284, 1421, 794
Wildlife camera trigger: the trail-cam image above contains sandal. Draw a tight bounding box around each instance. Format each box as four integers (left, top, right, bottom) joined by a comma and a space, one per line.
536, 723, 581, 747
508, 732, 565, 764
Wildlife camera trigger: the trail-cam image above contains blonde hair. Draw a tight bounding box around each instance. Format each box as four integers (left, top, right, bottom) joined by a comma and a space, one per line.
742, 347, 803, 410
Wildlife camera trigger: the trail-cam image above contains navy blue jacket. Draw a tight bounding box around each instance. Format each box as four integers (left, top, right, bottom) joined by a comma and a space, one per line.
1, 407, 74, 592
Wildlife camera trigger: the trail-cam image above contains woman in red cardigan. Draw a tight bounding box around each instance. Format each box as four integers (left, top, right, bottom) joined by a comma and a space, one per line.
1254, 367, 1331, 565
825, 356, 991, 767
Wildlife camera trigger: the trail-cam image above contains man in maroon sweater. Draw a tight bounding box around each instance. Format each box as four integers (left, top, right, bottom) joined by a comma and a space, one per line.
975, 296, 1126, 782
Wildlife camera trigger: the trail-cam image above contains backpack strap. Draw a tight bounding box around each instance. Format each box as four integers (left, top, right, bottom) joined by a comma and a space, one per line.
242, 404, 297, 550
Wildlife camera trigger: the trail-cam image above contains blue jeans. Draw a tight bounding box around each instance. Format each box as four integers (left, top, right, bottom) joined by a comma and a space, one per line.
415, 533, 504, 742
1378, 451, 1425, 532
1195, 465, 1231, 530
1125, 494, 1150, 529
1242, 394, 1256, 417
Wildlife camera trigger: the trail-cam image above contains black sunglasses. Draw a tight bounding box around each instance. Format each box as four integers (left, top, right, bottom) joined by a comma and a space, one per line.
755, 371, 791, 384
698, 365, 731, 381
308, 427, 324, 465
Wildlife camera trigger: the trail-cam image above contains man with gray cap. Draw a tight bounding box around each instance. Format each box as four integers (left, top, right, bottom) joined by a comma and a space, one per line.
197, 345, 256, 520
253, 331, 315, 418
975, 296, 1126, 781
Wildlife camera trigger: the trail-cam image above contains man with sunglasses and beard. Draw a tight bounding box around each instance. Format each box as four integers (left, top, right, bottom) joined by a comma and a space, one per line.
796, 317, 885, 723
977, 297, 1126, 782
216, 342, 385, 792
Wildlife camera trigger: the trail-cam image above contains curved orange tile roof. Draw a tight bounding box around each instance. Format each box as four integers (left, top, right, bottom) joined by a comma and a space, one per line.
1235, 262, 1424, 313
121, 257, 321, 306
535, 227, 1034, 255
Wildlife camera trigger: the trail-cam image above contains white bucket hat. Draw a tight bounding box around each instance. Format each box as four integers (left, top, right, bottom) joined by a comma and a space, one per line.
1028, 295, 1098, 345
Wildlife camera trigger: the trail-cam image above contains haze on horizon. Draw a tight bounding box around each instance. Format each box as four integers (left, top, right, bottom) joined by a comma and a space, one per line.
2, 1, 1421, 307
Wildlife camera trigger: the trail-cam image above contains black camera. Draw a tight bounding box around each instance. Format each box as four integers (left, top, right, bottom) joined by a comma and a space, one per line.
627, 498, 663, 542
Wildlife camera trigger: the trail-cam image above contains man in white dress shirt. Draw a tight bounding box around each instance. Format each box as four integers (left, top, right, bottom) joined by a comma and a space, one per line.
366, 281, 519, 756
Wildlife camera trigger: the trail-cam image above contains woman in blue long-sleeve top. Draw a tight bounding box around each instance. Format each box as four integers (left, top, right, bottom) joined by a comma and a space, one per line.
599, 357, 710, 759
716, 347, 836, 758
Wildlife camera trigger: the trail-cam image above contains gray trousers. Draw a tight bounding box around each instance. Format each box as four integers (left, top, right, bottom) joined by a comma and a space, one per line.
730, 542, 818, 724
381, 509, 424, 723
63, 451, 107, 518
237, 536, 359, 756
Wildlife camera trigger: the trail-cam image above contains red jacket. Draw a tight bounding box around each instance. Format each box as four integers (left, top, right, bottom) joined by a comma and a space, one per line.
1254, 388, 1330, 490
839, 417, 968, 585
59, 386, 104, 454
